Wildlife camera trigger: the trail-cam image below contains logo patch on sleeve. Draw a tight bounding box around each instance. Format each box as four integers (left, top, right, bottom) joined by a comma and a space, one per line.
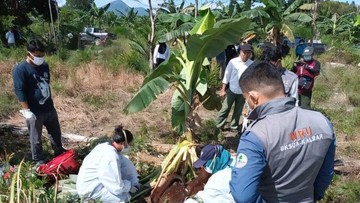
235, 153, 248, 168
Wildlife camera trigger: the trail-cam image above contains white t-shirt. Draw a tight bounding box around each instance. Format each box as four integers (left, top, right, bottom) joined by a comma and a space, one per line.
153, 44, 170, 62
222, 57, 253, 94
6, 31, 15, 44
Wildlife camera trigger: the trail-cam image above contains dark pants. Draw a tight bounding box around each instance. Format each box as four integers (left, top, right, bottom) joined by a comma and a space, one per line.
26, 109, 63, 162
299, 91, 312, 109
216, 89, 245, 130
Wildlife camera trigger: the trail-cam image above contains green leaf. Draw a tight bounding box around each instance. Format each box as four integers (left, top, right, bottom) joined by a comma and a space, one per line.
284, 13, 312, 23
283, 0, 305, 15
190, 8, 215, 35
171, 90, 186, 132
281, 24, 294, 42
187, 18, 253, 61
240, 9, 270, 19
196, 68, 208, 96
142, 54, 181, 86
354, 15, 360, 26
262, 0, 278, 8
124, 77, 171, 113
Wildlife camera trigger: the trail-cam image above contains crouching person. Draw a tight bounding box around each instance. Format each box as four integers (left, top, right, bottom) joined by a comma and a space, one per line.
76, 125, 140, 203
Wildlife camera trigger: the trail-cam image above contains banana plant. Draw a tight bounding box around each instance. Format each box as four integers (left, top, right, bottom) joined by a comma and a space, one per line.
124, 8, 253, 135
241, 0, 312, 45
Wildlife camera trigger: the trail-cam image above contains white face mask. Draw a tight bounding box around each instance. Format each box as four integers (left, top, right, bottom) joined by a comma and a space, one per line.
29, 52, 45, 66
122, 146, 130, 154
244, 95, 254, 111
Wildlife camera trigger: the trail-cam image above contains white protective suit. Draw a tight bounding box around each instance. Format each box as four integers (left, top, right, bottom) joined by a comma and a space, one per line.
76, 142, 139, 203
184, 167, 235, 203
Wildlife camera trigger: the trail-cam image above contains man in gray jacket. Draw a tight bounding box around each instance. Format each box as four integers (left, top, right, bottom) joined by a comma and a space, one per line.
230, 61, 335, 203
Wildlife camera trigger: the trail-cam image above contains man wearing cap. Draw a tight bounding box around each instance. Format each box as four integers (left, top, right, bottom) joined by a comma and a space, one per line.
230, 61, 335, 203
292, 46, 321, 109
216, 44, 253, 132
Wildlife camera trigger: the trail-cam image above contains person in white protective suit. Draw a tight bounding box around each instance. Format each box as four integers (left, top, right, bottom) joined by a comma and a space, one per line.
76, 125, 140, 203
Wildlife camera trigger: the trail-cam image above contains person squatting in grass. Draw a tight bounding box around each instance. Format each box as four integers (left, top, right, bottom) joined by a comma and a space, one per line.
76, 125, 140, 203
230, 61, 335, 203
292, 46, 321, 109
216, 44, 254, 132
12, 39, 66, 165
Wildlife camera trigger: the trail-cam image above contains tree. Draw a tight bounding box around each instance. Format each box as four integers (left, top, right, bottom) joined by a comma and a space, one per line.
65, 0, 94, 11
241, 0, 312, 45
124, 9, 253, 135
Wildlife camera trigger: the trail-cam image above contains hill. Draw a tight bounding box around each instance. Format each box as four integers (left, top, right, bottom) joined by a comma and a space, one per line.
106, 0, 148, 16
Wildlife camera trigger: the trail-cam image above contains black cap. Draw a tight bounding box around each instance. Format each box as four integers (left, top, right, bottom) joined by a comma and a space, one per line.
240, 44, 252, 51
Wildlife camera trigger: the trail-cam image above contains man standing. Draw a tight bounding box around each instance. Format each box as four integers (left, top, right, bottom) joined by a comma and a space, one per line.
230, 62, 335, 203
5, 28, 15, 47
216, 44, 253, 131
292, 46, 321, 109
12, 39, 65, 165
264, 45, 298, 104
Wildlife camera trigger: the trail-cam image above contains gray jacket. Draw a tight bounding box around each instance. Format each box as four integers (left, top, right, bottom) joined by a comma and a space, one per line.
230, 97, 335, 203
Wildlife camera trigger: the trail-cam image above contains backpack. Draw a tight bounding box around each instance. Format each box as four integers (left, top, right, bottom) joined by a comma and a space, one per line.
36, 149, 80, 181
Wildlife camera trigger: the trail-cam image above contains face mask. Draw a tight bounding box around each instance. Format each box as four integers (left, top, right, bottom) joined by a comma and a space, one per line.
205, 166, 213, 174
303, 55, 312, 62
122, 146, 130, 154
29, 52, 45, 66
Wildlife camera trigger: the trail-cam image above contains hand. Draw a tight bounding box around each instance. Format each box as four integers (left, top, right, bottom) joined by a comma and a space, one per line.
20, 109, 36, 120
219, 90, 226, 97
130, 185, 139, 193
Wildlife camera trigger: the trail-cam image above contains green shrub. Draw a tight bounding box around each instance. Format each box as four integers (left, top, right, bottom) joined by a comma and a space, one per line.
323, 175, 360, 203
81, 93, 119, 110
125, 51, 148, 74
66, 49, 93, 67
0, 92, 18, 121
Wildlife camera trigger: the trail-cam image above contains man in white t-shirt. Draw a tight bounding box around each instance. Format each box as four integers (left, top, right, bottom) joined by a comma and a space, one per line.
216, 44, 253, 131
153, 42, 170, 69
6, 28, 15, 47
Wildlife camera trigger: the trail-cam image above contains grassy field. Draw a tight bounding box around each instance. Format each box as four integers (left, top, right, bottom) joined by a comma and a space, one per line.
0, 41, 359, 202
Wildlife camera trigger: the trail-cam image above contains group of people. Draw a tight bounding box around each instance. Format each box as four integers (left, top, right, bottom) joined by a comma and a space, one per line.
11, 39, 141, 202
11, 39, 333, 203
216, 41, 321, 132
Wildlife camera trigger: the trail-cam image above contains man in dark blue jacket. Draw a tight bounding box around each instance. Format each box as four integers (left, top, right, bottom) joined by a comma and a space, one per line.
230, 61, 335, 203
12, 39, 65, 165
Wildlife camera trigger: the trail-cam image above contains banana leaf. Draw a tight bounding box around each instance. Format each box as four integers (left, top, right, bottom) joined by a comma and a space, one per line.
187, 18, 253, 61
284, 13, 312, 23
142, 54, 182, 86
190, 8, 215, 35
124, 77, 171, 113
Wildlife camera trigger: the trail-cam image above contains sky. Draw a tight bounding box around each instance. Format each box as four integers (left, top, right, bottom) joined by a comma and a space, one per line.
56, 0, 360, 8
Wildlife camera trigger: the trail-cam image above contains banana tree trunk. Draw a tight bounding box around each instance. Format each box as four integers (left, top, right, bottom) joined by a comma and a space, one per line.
148, 0, 155, 71
311, 0, 319, 46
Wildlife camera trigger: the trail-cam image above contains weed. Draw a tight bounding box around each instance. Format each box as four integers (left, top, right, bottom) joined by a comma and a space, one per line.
322, 175, 360, 203
196, 119, 219, 143
125, 51, 148, 74
0, 92, 18, 120
81, 93, 119, 110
